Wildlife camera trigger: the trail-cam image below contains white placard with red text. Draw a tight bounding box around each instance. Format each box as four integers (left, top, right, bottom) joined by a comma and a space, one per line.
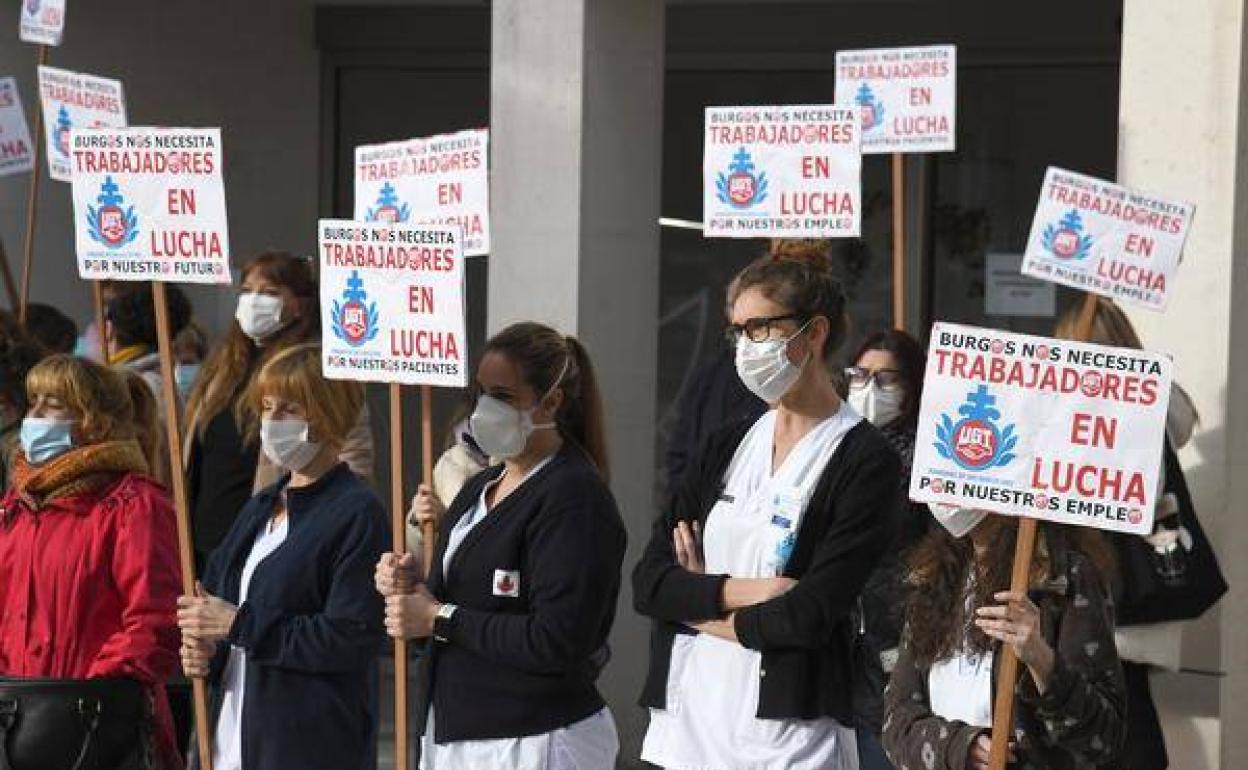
319, 220, 467, 388
19, 0, 66, 46
0, 78, 35, 177
1022, 167, 1194, 311
703, 105, 860, 238
38, 65, 126, 182
69, 127, 231, 284
834, 45, 956, 154
910, 322, 1172, 535
353, 128, 489, 257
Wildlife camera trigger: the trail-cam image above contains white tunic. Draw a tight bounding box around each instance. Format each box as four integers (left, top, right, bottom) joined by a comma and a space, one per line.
213, 512, 290, 770
642, 407, 862, 770
421, 455, 619, 770
928, 650, 994, 728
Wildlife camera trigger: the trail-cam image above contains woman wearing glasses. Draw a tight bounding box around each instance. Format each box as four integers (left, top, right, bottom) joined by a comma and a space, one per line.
634, 245, 901, 770
844, 330, 931, 770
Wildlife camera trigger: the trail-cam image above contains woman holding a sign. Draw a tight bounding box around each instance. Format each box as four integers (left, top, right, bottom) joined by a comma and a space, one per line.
0, 355, 183, 770
177, 343, 387, 770
185, 251, 375, 563
633, 250, 900, 770
375, 322, 627, 770
881, 513, 1126, 770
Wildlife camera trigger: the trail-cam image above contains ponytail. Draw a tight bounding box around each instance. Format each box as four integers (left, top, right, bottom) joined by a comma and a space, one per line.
116, 368, 166, 482
482, 322, 611, 481
562, 336, 609, 482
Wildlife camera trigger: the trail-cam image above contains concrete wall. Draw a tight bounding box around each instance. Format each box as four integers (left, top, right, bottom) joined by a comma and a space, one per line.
1119, 0, 1244, 765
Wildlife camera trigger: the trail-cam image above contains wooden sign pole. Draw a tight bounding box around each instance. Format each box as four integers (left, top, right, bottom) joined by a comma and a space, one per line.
987, 290, 1101, 770
0, 237, 20, 311
389, 382, 410, 770
421, 384, 435, 574
18, 45, 49, 325
892, 152, 906, 330
92, 281, 108, 363
151, 282, 214, 770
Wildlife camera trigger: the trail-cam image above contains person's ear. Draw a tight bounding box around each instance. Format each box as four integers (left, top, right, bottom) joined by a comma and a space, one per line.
539, 386, 564, 421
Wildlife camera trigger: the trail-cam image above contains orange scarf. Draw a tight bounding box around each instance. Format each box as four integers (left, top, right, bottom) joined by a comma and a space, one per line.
9, 439, 149, 509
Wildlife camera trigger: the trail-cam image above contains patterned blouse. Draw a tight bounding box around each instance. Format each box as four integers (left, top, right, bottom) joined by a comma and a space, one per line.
882, 538, 1126, 770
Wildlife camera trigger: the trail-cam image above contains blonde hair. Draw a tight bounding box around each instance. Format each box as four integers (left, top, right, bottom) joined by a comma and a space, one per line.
1053, 297, 1143, 349
26, 355, 135, 443
116, 368, 166, 481
247, 343, 363, 447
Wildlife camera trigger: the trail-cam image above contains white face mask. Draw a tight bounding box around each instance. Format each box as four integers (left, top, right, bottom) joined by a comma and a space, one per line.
734, 319, 812, 404
469, 357, 569, 460
928, 504, 989, 539
468, 395, 556, 460
848, 382, 905, 427
236, 293, 286, 341
260, 417, 322, 472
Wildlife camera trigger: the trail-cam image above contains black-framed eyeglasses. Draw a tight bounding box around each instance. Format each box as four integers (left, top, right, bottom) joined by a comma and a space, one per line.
724, 314, 805, 344
845, 366, 904, 391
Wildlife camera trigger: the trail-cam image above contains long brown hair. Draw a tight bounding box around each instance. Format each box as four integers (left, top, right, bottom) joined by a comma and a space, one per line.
187, 252, 319, 437
903, 516, 1115, 668
483, 323, 610, 481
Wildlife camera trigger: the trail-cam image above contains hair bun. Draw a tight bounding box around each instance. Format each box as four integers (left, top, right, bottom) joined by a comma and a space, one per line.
767, 239, 833, 273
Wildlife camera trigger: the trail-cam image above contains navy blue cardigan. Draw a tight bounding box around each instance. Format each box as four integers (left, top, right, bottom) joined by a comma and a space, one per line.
198, 463, 387, 770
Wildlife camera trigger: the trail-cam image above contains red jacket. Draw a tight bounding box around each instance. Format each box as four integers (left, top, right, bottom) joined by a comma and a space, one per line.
0, 472, 184, 770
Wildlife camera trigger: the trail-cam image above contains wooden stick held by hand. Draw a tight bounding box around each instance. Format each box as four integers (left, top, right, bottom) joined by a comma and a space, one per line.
152, 282, 215, 770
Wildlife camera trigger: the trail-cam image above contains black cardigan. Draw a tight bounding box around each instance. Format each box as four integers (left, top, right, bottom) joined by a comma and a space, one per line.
198, 463, 387, 770
633, 415, 901, 723
419, 445, 627, 743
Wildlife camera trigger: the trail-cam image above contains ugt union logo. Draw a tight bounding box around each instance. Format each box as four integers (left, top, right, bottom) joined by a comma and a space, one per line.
86, 176, 139, 250
934, 385, 1018, 471
331, 270, 380, 348
854, 83, 885, 131
54, 106, 72, 158
365, 182, 410, 224
1042, 208, 1094, 260
716, 147, 769, 209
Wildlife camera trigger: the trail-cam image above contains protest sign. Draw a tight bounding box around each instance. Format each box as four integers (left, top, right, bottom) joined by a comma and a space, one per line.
703, 105, 860, 238
834, 45, 956, 154
319, 219, 467, 388
0, 78, 35, 176
909, 322, 1173, 536
37, 65, 126, 181
354, 128, 489, 256
1022, 167, 1194, 311
19, 0, 65, 46
69, 127, 230, 284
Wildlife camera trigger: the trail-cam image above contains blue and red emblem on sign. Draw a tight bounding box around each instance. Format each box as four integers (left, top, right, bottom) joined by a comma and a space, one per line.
331, 270, 380, 348
855, 83, 885, 131
365, 182, 410, 224
1042, 208, 1094, 260
86, 176, 139, 249
935, 385, 1018, 471
716, 147, 769, 209
54, 105, 72, 158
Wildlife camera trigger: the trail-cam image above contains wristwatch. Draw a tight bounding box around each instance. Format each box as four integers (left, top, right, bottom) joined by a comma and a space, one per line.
433, 603, 458, 643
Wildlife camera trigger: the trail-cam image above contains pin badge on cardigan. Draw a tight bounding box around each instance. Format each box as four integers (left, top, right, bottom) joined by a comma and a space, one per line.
493, 569, 521, 597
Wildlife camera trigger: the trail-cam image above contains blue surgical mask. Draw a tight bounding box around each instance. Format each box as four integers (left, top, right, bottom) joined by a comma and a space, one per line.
20, 417, 76, 465
175, 363, 201, 401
